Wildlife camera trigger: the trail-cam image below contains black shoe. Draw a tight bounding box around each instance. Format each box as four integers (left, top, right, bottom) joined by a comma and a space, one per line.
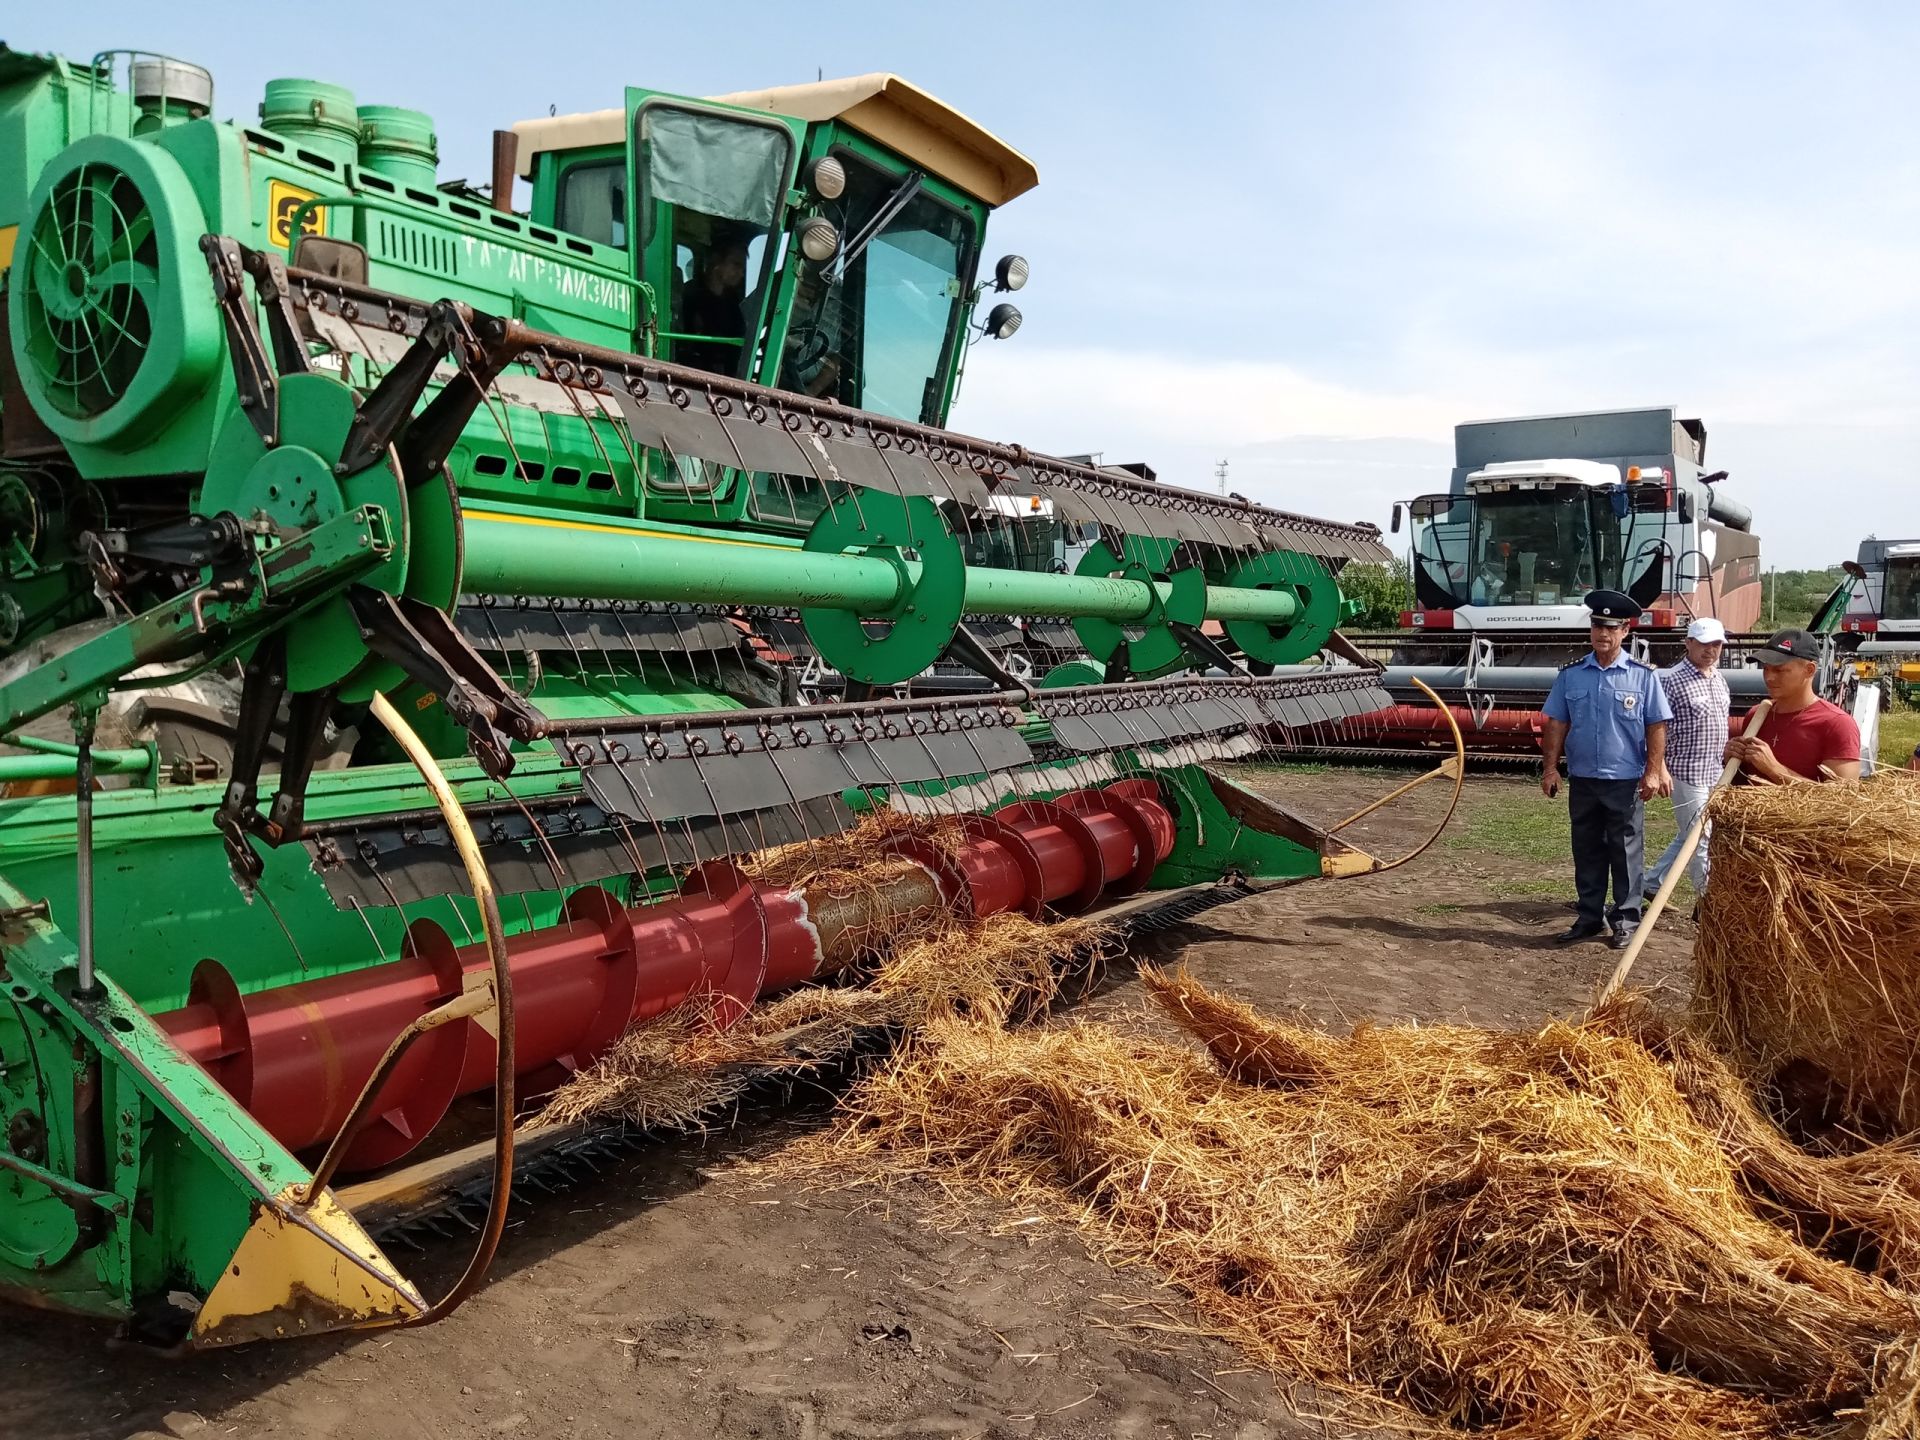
1609, 920, 1637, 950
1555, 921, 1607, 945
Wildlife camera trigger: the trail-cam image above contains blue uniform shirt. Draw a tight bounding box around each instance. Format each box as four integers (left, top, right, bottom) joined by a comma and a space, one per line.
1541, 651, 1673, 780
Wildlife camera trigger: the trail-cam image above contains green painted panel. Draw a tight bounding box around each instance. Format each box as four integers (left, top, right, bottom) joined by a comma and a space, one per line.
0, 880, 323, 1320
1150, 765, 1320, 888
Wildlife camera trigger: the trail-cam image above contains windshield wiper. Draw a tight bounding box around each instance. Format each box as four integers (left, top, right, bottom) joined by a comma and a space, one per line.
831, 169, 925, 283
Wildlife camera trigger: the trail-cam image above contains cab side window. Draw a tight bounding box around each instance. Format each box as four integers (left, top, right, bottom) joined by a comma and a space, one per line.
557, 160, 625, 248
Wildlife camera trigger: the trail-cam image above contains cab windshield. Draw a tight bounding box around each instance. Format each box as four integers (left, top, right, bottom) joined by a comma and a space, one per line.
777, 154, 974, 423
963, 514, 1065, 573
1885, 558, 1920, 621
1410, 487, 1665, 608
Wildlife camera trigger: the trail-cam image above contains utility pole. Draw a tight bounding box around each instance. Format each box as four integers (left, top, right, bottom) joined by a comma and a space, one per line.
1214, 459, 1229, 497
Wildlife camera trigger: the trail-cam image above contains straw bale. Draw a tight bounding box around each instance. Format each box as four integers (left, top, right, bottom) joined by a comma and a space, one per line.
1694, 771, 1920, 1138
1869, 1337, 1920, 1439
810, 970, 1920, 1438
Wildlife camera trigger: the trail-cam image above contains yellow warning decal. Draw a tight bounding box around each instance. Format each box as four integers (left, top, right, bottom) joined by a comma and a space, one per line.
268, 180, 326, 248
0, 224, 17, 272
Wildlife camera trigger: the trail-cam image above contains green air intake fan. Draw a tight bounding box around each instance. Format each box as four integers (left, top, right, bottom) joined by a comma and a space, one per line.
8, 136, 221, 450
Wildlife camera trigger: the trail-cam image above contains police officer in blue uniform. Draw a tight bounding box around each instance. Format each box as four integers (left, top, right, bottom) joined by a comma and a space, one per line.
1540, 590, 1674, 948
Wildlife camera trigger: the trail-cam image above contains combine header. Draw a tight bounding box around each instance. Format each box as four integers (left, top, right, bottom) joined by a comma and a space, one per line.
0, 49, 1434, 1346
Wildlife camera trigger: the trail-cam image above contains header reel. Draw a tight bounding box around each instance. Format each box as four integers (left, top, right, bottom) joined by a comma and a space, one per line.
0, 237, 1464, 1351
7, 237, 1394, 884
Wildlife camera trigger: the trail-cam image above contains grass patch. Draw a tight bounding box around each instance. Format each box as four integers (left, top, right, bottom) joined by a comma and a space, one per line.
1415, 902, 1464, 916
1644, 795, 1677, 854
1240, 760, 1402, 780
1447, 786, 1569, 860
1486, 876, 1574, 901
1448, 787, 1681, 903
1880, 703, 1920, 771
1449, 787, 1679, 860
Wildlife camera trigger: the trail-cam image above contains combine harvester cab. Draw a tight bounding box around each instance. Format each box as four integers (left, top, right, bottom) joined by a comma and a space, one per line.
1323, 406, 1819, 761
1844, 537, 1920, 708
0, 48, 1448, 1347
1416, 412, 1758, 632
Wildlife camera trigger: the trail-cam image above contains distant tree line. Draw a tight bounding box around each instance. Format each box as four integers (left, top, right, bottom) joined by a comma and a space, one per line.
1338, 559, 1414, 629
1760, 566, 1848, 630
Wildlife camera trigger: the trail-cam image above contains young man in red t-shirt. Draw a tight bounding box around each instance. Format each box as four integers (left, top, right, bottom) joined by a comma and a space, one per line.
1723, 629, 1862, 782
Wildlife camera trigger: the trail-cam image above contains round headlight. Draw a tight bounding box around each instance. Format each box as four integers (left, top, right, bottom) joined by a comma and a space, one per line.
799, 217, 840, 263
984, 302, 1023, 340
993, 254, 1029, 292
810, 156, 847, 200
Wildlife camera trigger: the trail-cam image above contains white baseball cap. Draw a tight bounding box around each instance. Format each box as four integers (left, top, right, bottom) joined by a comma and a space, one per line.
1686, 617, 1727, 643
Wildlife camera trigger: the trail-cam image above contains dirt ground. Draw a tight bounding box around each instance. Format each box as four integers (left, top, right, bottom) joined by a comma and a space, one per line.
1, 769, 1702, 1440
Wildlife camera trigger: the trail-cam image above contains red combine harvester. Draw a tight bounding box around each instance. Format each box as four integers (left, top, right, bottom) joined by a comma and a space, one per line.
1321, 407, 1789, 762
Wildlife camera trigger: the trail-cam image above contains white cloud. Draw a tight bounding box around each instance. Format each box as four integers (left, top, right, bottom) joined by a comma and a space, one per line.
953, 342, 1915, 569
1707, 422, 1920, 568
952, 342, 1479, 537
954, 344, 1459, 453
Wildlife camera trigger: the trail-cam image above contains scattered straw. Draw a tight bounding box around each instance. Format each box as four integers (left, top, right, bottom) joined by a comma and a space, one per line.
738, 809, 969, 889
534, 810, 1112, 1132
793, 970, 1920, 1438
533, 785, 1920, 1436
532, 996, 797, 1130
1694, 771, 1920, 1138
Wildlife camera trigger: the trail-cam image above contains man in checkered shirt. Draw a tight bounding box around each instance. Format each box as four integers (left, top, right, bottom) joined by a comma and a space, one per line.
1641, 617, 1731, 901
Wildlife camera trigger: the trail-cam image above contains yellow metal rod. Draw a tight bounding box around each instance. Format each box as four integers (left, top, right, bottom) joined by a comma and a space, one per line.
363, 690, 519, 1329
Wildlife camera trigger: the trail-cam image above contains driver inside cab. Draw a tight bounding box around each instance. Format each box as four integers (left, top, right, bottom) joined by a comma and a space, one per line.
674, 232, 750, 377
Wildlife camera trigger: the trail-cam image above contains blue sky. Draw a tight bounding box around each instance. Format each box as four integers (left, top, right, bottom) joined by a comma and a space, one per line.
16, 2, 1917, 565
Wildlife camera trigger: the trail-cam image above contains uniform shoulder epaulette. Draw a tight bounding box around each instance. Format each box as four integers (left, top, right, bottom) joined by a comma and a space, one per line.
1558, 656, 1582, 670
1627, 656, 1654, 669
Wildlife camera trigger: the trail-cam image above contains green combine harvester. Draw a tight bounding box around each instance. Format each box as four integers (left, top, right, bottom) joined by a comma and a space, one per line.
0, 45, 1443, 1348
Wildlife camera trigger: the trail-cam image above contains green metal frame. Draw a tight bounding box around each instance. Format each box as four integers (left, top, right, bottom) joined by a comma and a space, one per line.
1149, 766, 1319, 888
0, 874, 419, 1335
0, 51, 1375, 1341
0, 502, 390, 734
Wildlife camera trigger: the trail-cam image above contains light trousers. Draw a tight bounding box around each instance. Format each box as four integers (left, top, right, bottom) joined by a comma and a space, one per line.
1642, 777, 1712, 898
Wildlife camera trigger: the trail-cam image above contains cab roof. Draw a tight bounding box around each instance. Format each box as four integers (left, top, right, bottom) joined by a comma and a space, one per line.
1466, 459, 1624, 490
509, 73, 1038, 207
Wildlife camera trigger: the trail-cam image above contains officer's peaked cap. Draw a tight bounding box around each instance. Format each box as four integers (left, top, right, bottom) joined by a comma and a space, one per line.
1584, 589, 1642, 626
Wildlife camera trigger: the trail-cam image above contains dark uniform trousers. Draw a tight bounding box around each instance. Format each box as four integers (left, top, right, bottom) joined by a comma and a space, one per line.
1567, 777, 1645, 927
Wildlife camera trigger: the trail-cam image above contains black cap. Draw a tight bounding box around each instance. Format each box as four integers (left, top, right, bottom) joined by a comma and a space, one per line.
1584, 589, 1642, 627
1755, 628, 1820, 665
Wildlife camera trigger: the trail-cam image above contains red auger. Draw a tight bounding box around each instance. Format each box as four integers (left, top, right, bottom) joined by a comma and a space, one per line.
159, 781, 1174, 1171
